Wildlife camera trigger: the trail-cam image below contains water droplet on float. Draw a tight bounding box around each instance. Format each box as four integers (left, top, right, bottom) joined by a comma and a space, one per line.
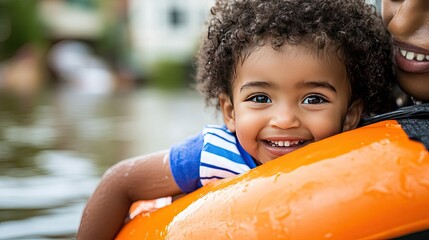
416, 151, 428, 165
324, 232, 333, 239
273, 207, 291, 221
274, 173, 281, 183
364, 182, 391, 195
419, 177, 429, 189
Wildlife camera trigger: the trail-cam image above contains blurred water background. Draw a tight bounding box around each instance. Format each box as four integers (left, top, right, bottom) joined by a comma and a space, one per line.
0, 0, 380, 239
0, 0, 221, 239
0, 88, 220, 239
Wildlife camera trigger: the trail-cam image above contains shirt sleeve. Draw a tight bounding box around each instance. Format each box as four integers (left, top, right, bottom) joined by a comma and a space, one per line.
169, 133, 204, 193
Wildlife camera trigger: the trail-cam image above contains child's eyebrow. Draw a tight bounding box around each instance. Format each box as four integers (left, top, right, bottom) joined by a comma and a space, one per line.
240, 80, 337, 93
299, 81, 337, 93
240, 81, 273, 92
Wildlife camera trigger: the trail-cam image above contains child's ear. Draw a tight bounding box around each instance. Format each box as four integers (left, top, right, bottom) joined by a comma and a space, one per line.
219, 94, 236, 132
342, 99, 363, 132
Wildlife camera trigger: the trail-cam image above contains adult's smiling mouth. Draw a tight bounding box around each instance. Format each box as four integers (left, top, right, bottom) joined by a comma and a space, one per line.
394, 41, 429, 73
398, 48, 429, 61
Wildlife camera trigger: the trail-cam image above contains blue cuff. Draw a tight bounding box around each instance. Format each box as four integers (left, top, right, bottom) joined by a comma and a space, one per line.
169, 133, 204, 193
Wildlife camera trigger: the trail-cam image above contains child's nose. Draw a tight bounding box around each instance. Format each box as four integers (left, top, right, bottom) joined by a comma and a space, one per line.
269, 106, 300, 129
388, 0, 428, 37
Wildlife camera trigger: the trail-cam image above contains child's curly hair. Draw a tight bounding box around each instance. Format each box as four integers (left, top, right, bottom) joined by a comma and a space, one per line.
195, 0, 396, 116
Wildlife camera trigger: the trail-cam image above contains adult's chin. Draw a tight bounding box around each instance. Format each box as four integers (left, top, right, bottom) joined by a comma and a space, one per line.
396, 69, 429, 102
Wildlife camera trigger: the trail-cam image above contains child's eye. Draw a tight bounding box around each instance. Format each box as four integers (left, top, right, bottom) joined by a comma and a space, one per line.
302, 95, 327, 104
248, 94, 272, 103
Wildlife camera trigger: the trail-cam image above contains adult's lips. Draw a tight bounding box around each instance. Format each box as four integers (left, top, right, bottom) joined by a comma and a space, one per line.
394, 41, 429, 73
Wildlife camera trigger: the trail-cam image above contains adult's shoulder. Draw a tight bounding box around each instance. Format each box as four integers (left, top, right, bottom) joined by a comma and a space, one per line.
360, 103, 429, 126
360, 103, 429, 150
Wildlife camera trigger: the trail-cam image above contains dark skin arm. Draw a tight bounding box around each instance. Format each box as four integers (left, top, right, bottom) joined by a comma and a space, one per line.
76, 150, 182, 240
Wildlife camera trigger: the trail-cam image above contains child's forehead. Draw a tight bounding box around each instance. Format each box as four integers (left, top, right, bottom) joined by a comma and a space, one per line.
234, 43, 348, 84
239, 43, 343, 67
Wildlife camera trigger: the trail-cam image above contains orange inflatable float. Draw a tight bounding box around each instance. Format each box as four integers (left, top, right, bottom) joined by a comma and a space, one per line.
116, 119, 429, 239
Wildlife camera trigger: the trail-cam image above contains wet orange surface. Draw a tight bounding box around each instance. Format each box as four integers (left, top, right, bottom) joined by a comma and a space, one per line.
116, 120, 429, 239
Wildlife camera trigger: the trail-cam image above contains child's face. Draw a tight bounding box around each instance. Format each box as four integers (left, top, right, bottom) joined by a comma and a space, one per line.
220, 44, 362, 164
382, 0, 429, 102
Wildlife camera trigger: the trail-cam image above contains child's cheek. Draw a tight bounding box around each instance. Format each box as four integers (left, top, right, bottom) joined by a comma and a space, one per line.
310, 115, 343, 141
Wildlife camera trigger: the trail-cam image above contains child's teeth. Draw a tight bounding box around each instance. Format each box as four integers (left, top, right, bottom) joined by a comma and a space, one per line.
270, 140, 302, 147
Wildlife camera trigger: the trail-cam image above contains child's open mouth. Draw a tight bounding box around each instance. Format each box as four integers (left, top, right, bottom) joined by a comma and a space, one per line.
265, 140, 305, 147
262, 139, 309, 157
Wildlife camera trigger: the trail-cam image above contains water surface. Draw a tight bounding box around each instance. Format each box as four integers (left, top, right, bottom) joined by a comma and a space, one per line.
0, 88, 220, 239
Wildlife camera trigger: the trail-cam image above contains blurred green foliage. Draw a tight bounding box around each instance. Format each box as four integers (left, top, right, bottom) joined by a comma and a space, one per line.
0, 0, 45, 61
149, 59, 194, 90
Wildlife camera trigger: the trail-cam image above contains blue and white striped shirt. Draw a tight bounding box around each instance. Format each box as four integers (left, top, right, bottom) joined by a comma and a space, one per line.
170, 125, 257, 193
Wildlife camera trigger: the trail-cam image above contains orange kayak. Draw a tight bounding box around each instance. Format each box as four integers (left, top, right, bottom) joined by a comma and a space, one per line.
116, 120, 429, 239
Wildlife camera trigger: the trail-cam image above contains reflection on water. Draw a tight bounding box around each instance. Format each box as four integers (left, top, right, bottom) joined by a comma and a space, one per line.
0, 88, 221, 239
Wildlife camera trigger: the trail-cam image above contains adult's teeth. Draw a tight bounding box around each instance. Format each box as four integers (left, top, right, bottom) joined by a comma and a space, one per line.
399, 48, 429, 61
416, 54, 425, 61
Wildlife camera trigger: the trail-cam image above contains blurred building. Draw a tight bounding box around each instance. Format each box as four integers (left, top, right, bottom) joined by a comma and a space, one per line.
129, 0, 213, 75
39, 0, 136, 93
37, 0, 213, 88
2, 0, 380, 92
39, 0, 103, 40
366, 0, 381, 11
